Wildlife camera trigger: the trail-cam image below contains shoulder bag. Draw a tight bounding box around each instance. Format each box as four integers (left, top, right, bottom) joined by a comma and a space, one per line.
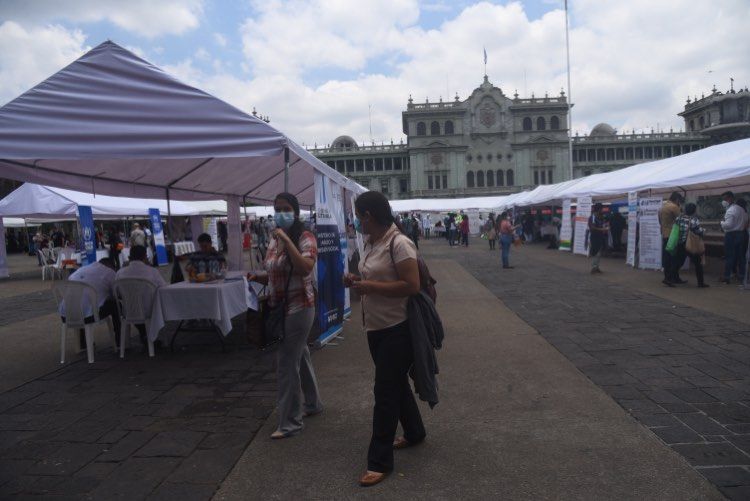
685, 228, 705, 255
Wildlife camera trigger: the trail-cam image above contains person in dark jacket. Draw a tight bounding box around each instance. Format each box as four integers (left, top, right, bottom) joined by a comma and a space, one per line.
344, 191, 426, 488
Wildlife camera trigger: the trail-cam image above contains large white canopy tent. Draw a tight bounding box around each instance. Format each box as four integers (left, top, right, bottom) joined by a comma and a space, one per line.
389, 195, 513, 213
0, 183, 226, 219
0, 41, 362, 271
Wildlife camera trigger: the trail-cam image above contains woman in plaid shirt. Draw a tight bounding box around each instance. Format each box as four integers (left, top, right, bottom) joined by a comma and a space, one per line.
249, 193, 323, 438
676, 203, 708, 288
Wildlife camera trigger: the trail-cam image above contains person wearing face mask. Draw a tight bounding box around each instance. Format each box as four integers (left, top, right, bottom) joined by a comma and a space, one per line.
344, 191, 425, 487
720, 191, 748, 284
248, 192, 322, 439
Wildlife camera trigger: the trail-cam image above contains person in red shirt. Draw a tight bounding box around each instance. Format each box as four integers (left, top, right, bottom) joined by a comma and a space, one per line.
460, 215, 470, 247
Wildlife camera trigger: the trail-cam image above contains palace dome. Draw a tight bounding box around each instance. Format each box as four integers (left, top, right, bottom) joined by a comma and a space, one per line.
332, 135, 358, 149
590, 123, 616, 137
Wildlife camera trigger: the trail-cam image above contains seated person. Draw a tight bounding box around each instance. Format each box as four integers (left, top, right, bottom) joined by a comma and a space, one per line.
186, 233, 227, 277
116, 245, 166, 350
60, 257, 121, 351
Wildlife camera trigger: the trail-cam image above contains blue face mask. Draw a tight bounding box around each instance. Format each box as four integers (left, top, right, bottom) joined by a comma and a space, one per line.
353, 217, 363, 234
274, 211, 295, 229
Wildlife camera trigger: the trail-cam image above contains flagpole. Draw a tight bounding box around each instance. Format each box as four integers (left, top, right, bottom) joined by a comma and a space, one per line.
564, 0, 574, 181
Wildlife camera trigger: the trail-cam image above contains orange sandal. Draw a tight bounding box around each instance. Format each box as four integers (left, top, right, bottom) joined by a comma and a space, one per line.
359, 470, 388, 487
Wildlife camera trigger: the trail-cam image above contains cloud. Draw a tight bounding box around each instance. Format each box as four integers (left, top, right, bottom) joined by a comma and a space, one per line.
0, 21, 88, 104
1, 0, 748, 148
214, 33, 228, 47
0, 0, 204, 38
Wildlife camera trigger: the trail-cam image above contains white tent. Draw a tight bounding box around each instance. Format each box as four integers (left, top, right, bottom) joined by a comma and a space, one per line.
0, 41, 363, 271
0, 183, 226, 219
389, 195, 513, 213
0, 41, 360, 205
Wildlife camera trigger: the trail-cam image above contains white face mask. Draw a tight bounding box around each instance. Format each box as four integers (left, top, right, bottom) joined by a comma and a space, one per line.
722, 200, 730, 209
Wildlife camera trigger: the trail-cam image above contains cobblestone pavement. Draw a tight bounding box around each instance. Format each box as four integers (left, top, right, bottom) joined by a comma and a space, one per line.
0, 289, 56, 327
423, 240, 750, 500
0, 325, 277, 500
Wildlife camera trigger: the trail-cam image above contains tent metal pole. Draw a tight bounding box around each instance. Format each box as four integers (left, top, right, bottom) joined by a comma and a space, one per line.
284, 147, 290, 193
166, 187, 173, 244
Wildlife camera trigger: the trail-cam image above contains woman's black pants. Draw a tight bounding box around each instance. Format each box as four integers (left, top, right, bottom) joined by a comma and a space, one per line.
366, 321, 426, 472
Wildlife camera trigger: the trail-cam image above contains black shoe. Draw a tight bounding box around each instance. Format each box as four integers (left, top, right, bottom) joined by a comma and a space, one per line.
698, 283, 710, 288
674, 278, 688, 285
662, 279, 675, 287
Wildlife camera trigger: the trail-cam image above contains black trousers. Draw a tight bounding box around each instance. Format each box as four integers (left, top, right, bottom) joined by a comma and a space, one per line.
688, 252, 705, 286
367, 321, 426, 473
71, 299, 122, 348
662, 238, 677, 281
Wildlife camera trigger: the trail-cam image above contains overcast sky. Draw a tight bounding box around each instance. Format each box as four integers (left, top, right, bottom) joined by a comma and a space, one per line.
1, 0, 748, 147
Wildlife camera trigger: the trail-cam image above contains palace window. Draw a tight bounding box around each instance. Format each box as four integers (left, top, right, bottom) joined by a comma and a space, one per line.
430, 121, 440, 135
442, 175, 448, 188
487, 170, 495, 187
523, 117, 532, 131
533, 171, 539, 185
536, 117, 546, 130
597, 149, 605, 161
663, 146, 672, 158
635, 147, 643, 159
606, 149, 615, 161
400, 179, 408, 193
550, 116, 560, 130
496, 169, 504, 186
445, 121, 454, 134
394, 157, 402, 170
365, 158, 373, 171
467, 171, 475, 188
644, 147, 653, 159
699, 116, 705, 129
357, 159, 366, 171
548, 170, 553, 184
682, 145, 691, 154
375, 158, 383, 171
347, 159, 355, 172
477, 170, 485, 187
380, 179, 389, 193
587, 149, 596, 161
625, 148, 633, 160
578, 150, 586, 162
335, 160, 345, 173
435, 175, 441, 189
428, 176, 434, 189
654, 146, 662, 158
384, 158, 392, 170
506, 169, 514, 186
616, 148, 624, 160
584, 170, 592, 176
417, 122, 426, 135
689, 119, 695, 131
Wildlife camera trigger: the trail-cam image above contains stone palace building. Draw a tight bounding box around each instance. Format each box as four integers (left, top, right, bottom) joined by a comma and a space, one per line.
309, 77, 750, 200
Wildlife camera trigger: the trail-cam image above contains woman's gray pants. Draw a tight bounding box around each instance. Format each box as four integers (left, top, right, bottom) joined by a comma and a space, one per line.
276, 306, 322, 436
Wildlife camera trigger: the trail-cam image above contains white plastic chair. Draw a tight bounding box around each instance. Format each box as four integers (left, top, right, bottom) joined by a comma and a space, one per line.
53, 281, 117, 364
113, 278, 158, 359
38, 249, 61, 280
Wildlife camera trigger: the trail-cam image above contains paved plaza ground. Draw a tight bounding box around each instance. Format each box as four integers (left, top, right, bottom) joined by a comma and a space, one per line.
0, 240, 748, 499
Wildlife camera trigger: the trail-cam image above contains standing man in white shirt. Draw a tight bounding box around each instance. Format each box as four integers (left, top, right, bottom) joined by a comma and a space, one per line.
720, 191, 748, 284
62, 258, 121, 350
116, 245, 167, 350
129, 222, 147, 248
422, 214, 432, 240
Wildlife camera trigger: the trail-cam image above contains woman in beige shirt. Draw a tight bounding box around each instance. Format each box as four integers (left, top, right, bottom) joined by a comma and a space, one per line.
344, 191, 425, 487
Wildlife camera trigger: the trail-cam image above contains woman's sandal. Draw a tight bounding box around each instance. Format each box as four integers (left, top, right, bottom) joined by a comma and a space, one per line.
359, 470, 388, 487
270, 431, 290, 440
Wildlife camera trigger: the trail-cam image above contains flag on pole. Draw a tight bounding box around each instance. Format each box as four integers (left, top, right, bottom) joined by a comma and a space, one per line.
483, 47, 487, 65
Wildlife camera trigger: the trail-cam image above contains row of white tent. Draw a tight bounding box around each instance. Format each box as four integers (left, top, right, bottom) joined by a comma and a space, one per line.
390, 137, 750, 214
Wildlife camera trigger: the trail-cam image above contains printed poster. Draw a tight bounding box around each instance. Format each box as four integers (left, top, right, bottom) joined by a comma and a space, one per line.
77, 205, 97, 266
314, 173, 346, 346
148, 208, 169, 266
573, 196, 592, 256
626, 192, 638, 267
203, 217, 219, 251
559, 199, 572, 251
638, 197, 662, 270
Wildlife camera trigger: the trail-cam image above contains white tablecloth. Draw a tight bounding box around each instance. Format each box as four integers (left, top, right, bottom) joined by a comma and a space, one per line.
148, 275, 251, 341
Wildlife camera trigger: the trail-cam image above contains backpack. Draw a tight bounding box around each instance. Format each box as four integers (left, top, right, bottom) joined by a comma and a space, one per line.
389, 234, 438, 304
